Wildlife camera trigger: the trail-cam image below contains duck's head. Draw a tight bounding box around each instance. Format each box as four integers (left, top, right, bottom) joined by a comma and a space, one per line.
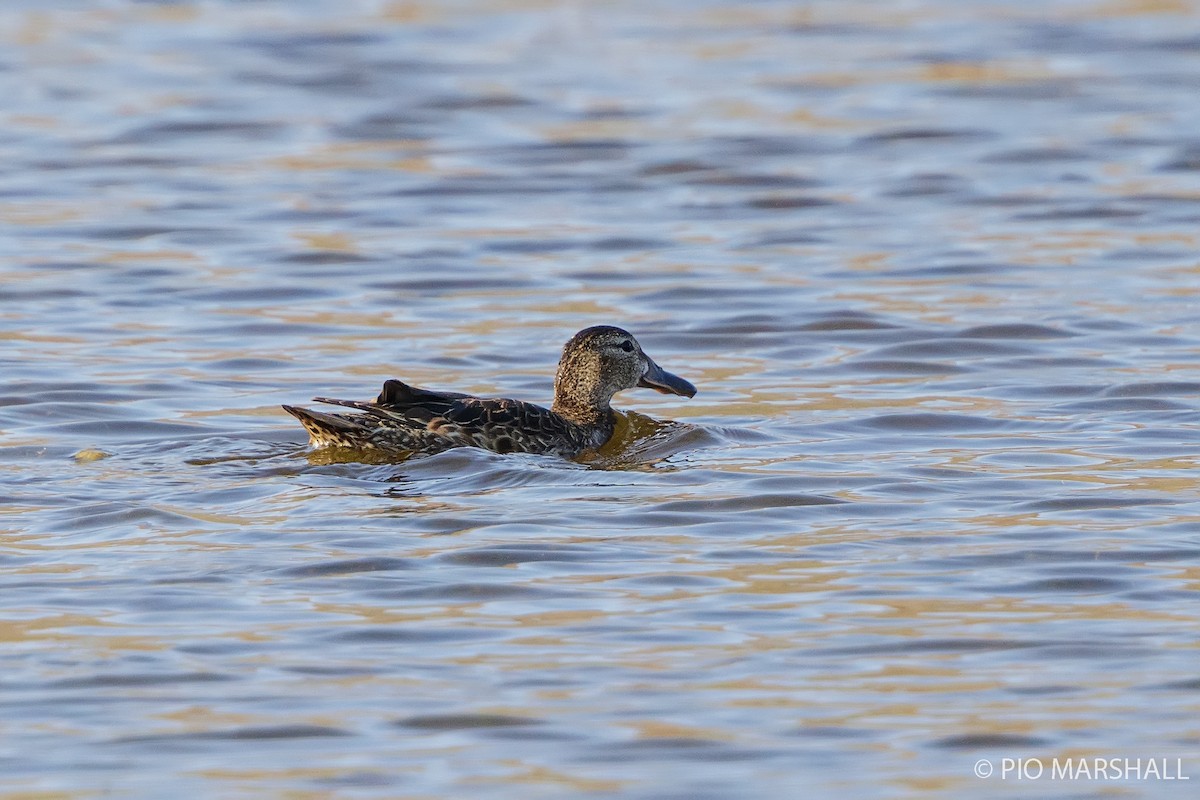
552, 325, 696, 423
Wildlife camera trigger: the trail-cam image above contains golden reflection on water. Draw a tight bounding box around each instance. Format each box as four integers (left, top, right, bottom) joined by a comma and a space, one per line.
0, 202, 83, 226
1092, 0, 1197, 16
917, 61, 1069, 84
482, 763, 625, 793
97, 249, 201, 264
270, 141, 435, 174
0, 616, 169, 657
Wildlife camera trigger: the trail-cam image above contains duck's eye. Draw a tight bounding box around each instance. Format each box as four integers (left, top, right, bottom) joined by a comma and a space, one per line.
619, 340, 635, 353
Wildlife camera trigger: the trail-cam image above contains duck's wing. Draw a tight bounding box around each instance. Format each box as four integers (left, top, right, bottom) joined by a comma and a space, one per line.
309, 379, 588, 455
310, 380, 466, 420
377, 378, 472, 420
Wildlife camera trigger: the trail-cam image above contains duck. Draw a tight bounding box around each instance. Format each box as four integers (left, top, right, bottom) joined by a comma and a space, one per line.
283, 325, 696, 458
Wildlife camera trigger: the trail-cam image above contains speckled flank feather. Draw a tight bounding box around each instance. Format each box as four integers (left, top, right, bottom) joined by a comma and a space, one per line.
284, 326, 696, 458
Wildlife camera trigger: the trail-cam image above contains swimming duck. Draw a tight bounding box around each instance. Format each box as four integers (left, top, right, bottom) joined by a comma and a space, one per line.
283, 325, 696, 458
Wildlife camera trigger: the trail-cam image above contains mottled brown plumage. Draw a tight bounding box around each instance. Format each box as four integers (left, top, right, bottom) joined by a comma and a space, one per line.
283, 326, 696, 458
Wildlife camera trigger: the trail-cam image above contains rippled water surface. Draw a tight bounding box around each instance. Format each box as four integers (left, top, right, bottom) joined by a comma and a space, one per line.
3, 1, 1200, 797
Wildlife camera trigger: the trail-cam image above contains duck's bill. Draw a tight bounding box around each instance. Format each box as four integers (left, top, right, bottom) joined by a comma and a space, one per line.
638, 358, 697, 398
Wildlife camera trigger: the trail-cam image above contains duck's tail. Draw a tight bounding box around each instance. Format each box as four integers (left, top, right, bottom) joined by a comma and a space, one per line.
282, 404, 373, 449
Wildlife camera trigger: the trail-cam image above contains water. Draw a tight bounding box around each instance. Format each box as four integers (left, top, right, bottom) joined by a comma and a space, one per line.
2, 1, 1199, 797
